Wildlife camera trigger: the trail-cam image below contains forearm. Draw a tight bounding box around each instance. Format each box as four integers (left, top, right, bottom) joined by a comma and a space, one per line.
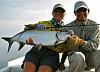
83, 28, 100, 51
82, 39, 99, 52
60, 51, 68, 64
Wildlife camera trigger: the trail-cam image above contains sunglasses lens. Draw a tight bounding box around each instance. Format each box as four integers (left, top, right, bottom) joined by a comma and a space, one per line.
76, 8, 87, 13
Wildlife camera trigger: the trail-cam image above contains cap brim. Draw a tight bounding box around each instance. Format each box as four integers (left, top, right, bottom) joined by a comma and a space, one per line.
53, 7, 65, 12
53, 4, 65, 11
75, 6, 88, 11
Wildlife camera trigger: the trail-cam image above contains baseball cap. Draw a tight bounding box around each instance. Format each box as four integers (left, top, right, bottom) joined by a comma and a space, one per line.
74, 1, 89, 12
53, 3, 65, 12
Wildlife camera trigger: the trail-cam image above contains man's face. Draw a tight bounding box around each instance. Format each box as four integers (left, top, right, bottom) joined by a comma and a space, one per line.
74, 7, 89, 21
52, 8, 65, 23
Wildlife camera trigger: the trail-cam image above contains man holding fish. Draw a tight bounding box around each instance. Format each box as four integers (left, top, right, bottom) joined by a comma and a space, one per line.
21, 2, 89, 72
2, 1, 100, 72
59, 1, 100, 72
22, 3, 67, 72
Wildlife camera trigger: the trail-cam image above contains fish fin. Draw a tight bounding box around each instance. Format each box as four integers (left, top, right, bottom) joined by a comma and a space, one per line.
1, 37, 13, 53
52, 41, 58, 48
7, 41, 13, 53
55, 41, 59, 45
18, 42, 25, 51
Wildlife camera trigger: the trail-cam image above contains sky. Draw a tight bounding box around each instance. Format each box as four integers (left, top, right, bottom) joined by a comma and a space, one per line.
0, 0, 100, 67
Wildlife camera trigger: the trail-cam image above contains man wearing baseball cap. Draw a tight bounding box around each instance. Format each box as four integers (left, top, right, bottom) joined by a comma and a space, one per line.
59, 1, 100, 72
74, 1, 89, 12
53, 3, 65, 12
22, 3, 66, 72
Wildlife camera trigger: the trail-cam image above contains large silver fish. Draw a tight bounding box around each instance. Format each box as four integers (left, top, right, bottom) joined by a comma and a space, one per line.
1, 30, 70, 53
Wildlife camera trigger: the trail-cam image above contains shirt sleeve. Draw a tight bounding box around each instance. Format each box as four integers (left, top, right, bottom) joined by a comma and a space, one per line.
82, 25, 100, 53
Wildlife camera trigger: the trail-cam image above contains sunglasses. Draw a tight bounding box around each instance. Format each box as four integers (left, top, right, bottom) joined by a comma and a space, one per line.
76, 8, 88, 13
53, 8, 65, 13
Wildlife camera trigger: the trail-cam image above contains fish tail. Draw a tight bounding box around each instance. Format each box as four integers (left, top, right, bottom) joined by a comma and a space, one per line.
1, 37, 13, 53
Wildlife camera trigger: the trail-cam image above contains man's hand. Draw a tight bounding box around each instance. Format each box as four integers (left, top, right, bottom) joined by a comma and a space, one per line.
58, 63, 66, 71
24, 24, 46, 30
35, 24, 46, 29
26, 37, 34, 45
66, 35, 85, 48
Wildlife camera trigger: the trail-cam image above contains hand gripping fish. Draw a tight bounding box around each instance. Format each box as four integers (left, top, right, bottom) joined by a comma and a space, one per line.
1, 30, 72, 53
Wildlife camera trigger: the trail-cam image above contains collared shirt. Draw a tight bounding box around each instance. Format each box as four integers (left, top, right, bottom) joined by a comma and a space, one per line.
63, 19, 100, 54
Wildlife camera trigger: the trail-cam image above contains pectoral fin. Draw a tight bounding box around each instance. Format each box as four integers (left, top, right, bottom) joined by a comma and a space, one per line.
18, 42, 25, 51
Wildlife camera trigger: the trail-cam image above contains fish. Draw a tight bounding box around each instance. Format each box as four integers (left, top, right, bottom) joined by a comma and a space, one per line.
1, 30, 70, 53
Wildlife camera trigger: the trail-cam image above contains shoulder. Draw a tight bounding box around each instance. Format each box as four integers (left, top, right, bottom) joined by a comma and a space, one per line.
37, 20, 51, 24
87, 19, 99, 27
69, 20, 76, 25
87, 19, 99, 30
35, 20, 52, 26
87, 19, 97, 24
65, 20, 76, 26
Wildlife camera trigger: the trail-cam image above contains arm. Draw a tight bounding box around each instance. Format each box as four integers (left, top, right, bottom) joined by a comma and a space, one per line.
59, 51, 68, 71
81, 26, 100, 53
60, 51, 68, 64
24, 24, 36, 30
24, 21, 47, 30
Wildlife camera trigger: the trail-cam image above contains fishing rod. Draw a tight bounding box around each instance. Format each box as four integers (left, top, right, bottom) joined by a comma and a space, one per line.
63, 24, 100, 27
45, 24, 100, 29
47, 24, 100, 29
25, 24, 100, 31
